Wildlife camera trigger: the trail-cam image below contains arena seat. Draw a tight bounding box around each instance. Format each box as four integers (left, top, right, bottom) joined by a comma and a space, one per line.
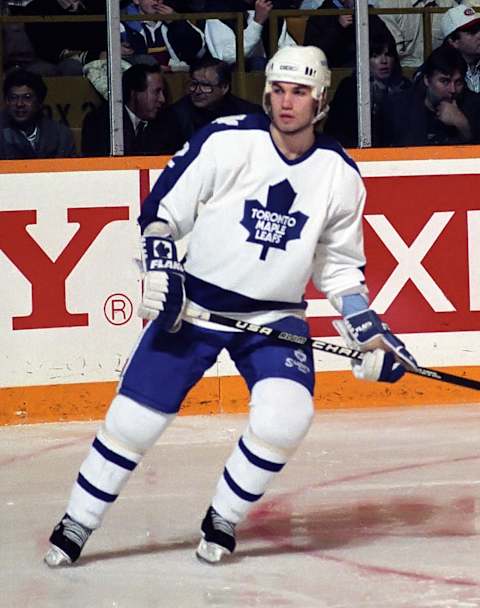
286, 16, 307, 45
42, 76, 103, 128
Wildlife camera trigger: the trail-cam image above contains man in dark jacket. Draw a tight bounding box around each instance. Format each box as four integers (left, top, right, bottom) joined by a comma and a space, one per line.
324, 27, 411, 147
379, 45, 480, 147
0, 69, 76, 159
81, 63, 174, 156
160, 57, 263, 151
304, 0, 393, 68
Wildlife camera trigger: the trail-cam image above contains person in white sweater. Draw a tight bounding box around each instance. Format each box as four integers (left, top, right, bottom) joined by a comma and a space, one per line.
205, 0, 297, 70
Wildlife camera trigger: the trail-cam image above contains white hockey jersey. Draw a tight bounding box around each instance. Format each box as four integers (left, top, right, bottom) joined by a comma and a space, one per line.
140, 113, 367, 319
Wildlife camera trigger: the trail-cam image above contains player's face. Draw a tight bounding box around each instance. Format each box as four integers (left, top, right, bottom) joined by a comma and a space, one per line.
5, 85, 41, 126
424, 69, 464, 106
269, 81, 317, 134
131, 72, 166, 120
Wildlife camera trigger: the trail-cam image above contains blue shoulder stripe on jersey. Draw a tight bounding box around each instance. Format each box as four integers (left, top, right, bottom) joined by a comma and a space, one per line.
186, 272, 307, 313
93, 437, 137, 471
223, 467, 263, 502
238, 437, 284, 472
76, 473, 117, 503
314, 133, 361, 175
139, 113, 269, 232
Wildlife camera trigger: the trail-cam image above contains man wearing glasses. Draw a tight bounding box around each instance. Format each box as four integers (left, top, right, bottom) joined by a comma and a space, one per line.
162, 56, 263, 150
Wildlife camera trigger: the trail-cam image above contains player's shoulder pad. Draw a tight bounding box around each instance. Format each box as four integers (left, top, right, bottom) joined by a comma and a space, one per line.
313, 133, 361, 176
202, 111, 270, 138
163, 112, 268, 180
139, 112, 269, 232
173, 112, 268, 163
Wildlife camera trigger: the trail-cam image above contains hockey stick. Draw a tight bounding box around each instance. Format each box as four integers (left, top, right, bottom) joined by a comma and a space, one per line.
184, 307, 480, 392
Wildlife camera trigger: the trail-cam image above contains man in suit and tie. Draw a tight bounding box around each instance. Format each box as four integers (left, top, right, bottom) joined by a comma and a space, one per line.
81, 63, 175, 156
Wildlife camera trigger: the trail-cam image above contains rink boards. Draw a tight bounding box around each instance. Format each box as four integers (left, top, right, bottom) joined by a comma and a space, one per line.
1, 148, 479, 425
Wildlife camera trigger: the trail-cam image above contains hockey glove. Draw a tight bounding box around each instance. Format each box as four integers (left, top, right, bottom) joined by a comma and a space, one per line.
333, 309, 417, 383
138, 235, 185, 331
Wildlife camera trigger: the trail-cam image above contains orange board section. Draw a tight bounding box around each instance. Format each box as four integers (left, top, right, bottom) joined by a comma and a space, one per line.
1, 367, 479, 426
1, 145, 480, 174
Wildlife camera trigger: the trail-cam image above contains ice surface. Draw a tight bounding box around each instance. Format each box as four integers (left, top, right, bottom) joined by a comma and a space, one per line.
1, 405, 480, 608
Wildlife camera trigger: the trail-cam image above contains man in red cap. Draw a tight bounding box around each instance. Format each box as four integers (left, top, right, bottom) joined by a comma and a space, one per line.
441, 4, 480, 92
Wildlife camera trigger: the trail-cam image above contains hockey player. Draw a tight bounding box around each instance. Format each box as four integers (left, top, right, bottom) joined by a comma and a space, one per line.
44, 45, 417, 567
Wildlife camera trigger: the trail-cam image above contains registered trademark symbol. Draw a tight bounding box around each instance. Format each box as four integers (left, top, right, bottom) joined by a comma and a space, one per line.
104, 294, 133, 326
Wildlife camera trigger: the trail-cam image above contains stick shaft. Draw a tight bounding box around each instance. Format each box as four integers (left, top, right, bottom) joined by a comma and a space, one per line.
184, 308, 480, 392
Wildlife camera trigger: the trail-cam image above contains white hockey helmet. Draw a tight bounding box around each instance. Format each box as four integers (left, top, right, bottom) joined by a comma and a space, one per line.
263, 45, 331, 123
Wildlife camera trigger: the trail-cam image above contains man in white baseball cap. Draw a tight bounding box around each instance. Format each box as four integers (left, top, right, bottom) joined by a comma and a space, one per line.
442, 4, 480, 91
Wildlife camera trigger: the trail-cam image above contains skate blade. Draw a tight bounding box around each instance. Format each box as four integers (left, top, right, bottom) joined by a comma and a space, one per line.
44, 545, 72, 568
195, 538, 231, 564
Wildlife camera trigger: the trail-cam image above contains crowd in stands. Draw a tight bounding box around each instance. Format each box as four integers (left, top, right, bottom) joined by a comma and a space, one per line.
1, 0, 480, 158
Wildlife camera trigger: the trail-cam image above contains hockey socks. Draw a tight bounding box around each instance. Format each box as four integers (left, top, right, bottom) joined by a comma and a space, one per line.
212, 429, 287, 524
196, 427, 287, 563
45, 395, 175, 566
66, 427, 143, 530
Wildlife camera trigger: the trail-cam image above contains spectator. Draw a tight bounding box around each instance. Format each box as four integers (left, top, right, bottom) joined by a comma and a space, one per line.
304, 0, 393, 68
0, 68, 76, 159
81, 63, 174, 156
120, 0, 206, 71
1, 1, 38, 72
324, 28, 411, 147
442, 3, 480, 91
204, 0, 297, 71
8, 0, 108, 76
161, 57, 263, 150
379, 44, 480, 145
375, 1, 458, 69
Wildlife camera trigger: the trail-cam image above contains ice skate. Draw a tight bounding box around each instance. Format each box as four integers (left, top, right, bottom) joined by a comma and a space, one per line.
196, 506, 236, 564
44, 513, 92, 567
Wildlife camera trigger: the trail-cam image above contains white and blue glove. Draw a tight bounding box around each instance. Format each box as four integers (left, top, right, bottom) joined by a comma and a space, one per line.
333, 309, 417, 383
138, 234, 185, 331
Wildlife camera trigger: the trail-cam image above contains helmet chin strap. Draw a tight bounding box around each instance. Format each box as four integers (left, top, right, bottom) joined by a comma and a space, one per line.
313, 104, 329, 124
312, 89, 329, 124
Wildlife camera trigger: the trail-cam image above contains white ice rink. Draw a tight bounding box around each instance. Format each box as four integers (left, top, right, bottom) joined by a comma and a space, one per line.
1, 405, 480, 608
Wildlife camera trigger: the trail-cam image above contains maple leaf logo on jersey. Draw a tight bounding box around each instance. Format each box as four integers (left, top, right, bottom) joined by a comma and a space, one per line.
241, 179, 308, 260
